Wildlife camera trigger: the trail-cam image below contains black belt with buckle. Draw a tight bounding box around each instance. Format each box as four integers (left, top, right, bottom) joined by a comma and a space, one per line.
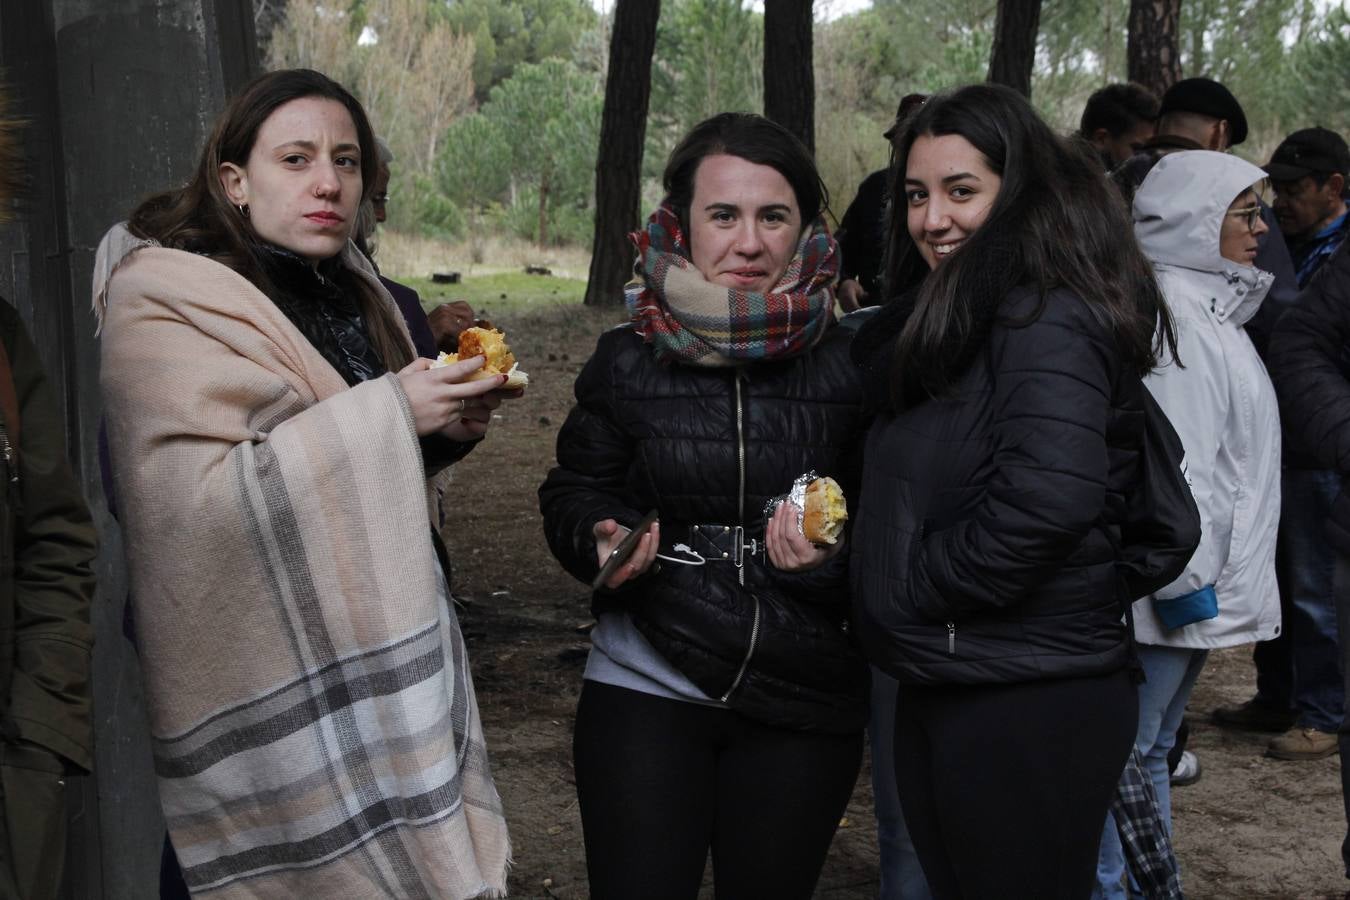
684, 523, 763, 567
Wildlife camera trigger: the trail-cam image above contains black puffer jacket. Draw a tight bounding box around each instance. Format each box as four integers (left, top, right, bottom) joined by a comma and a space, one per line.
852, 287, 1141, 685
540, 321, 871, 734
1268, 239, 1350, 554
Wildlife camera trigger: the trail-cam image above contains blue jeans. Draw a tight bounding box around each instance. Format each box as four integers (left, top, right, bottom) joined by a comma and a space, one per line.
870, 668, 932, 900
1254, 469, 1344, 731
1094, 645, 1208, 899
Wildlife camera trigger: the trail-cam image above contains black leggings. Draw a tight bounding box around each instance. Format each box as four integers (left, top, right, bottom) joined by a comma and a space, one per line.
572, 680, 863, 900
894, 670, 1137, 900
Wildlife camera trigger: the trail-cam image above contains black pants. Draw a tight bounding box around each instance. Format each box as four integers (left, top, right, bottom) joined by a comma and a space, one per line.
894, 670, 1137, 900
572, 680, 863, 899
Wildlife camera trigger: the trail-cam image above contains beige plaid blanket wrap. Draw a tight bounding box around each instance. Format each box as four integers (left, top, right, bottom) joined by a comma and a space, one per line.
94, 225, 510, 898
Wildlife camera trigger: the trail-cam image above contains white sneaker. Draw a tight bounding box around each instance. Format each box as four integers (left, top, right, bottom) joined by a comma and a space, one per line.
1170, 750, 1201, 786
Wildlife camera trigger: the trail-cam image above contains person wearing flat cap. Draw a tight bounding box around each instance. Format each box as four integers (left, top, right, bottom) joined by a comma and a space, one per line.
1155, 77, 1249, 150
1212, 125, 1350, 766
1267, 127, 1350, 285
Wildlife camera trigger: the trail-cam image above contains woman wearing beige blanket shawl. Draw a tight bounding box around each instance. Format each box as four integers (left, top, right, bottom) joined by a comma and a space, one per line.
94, 69, 511, 898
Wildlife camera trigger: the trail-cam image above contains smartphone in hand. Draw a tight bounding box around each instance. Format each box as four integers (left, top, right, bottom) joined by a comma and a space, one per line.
592, 509, 659, 591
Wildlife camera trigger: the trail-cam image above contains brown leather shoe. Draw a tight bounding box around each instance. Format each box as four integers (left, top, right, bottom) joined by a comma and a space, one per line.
1265, 726, 1339, 760
1212, 697, 1296, 733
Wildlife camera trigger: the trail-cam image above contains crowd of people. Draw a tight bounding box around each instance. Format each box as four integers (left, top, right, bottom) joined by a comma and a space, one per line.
3, 59, 1350, 900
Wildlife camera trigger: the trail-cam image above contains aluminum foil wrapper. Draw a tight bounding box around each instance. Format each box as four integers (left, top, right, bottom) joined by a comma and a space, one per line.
762, 470, 818, 537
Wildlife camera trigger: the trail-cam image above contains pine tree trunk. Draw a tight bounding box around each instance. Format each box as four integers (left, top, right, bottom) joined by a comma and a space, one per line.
1127, 0, 1182, 98
538, 172, 550, 249
762, 0, 815, 153
986, 0, 1043, 98
583, 0, 661, 308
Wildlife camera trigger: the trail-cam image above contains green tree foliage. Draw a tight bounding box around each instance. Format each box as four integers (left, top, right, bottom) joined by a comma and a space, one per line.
432, 58, 603, 247
438, 0, 598, 102
815, 0, 1347, 216
1283, 6, 1350, 139
813, 0, 996, 217
268, 0, 476, 231
646, 0, 763, 181
267, 0, 1350, 252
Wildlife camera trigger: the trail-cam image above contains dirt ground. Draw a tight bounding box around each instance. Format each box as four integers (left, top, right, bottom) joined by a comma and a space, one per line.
443, 302, 1347, 900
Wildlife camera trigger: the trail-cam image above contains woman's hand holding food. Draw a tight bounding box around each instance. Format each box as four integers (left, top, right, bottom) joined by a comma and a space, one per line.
593, 518, 660, 590
765, 500, 841, 572
398, 355, 506, 439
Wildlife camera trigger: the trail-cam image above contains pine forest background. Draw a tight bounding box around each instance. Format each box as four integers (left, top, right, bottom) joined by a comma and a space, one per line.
257, 0, 1350, 259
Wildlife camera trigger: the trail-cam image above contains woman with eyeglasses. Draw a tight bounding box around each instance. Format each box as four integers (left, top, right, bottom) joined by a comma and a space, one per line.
1094, 150, 1282, 897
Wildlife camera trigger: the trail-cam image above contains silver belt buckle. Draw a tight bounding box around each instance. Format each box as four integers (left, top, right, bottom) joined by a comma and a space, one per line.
733, 525, 758, 568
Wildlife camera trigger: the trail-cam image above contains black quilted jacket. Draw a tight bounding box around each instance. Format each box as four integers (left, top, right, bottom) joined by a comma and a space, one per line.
539, 320, 871, 734
1268, 239, 1350, 554
851, 287, 1142, 686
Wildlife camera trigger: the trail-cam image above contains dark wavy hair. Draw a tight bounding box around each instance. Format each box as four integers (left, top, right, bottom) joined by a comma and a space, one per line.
129, 69, 410, 369
884, 83, 1176, 395
662, 112, 828, 237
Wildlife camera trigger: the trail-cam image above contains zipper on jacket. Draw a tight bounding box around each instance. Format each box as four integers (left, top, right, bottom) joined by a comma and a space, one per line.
947, 621, 956, 655
0, 419, 18, 506
720, 370, 757, 702
721, 592, 762, 701
734, 372, 747, 588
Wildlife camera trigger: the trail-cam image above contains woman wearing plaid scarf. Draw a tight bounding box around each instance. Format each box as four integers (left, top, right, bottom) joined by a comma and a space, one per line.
540, 113, 870, 898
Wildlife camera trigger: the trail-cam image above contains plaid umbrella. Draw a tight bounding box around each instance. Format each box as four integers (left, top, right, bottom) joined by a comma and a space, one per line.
1111, 747, 1185, 899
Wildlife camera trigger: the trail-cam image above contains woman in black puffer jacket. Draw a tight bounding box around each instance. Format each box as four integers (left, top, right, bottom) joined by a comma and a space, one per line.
540, 113, 869, 899
850, 85, 1185, 899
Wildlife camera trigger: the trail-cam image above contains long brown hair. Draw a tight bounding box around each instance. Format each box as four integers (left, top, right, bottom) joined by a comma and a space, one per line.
884, 84, 1176, 397
129, 68, 411, 371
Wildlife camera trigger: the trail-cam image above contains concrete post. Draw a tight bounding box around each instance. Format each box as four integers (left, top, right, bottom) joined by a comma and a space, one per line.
0, 2, 257, 895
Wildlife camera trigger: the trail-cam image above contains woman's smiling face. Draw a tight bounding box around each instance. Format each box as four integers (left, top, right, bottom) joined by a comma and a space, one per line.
904, 133, 1003, 270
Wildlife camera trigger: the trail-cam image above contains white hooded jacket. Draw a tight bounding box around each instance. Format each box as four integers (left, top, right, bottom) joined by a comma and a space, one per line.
1130, 151, 1282, 649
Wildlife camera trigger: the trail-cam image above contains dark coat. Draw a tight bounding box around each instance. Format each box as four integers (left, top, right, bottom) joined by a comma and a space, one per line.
1268, 239, 1350, 554
0, 298, 97, 898
0, 300, 96, 766
837, 169, 889, 298
539, 321, 871, 734
379, 275, 439, 360
851, 287, 1141, 685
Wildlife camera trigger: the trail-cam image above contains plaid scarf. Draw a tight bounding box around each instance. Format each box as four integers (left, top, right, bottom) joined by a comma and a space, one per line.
627, 201, 838, 366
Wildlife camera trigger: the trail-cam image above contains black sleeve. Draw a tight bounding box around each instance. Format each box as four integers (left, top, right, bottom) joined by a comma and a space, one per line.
420, 432, 476, 474
1269, 240, 1350, 475
539, 331, 645, 586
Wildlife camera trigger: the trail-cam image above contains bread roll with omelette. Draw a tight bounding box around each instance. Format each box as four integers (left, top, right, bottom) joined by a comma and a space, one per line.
432, 326, 529, 389
801, 476, 847, 545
